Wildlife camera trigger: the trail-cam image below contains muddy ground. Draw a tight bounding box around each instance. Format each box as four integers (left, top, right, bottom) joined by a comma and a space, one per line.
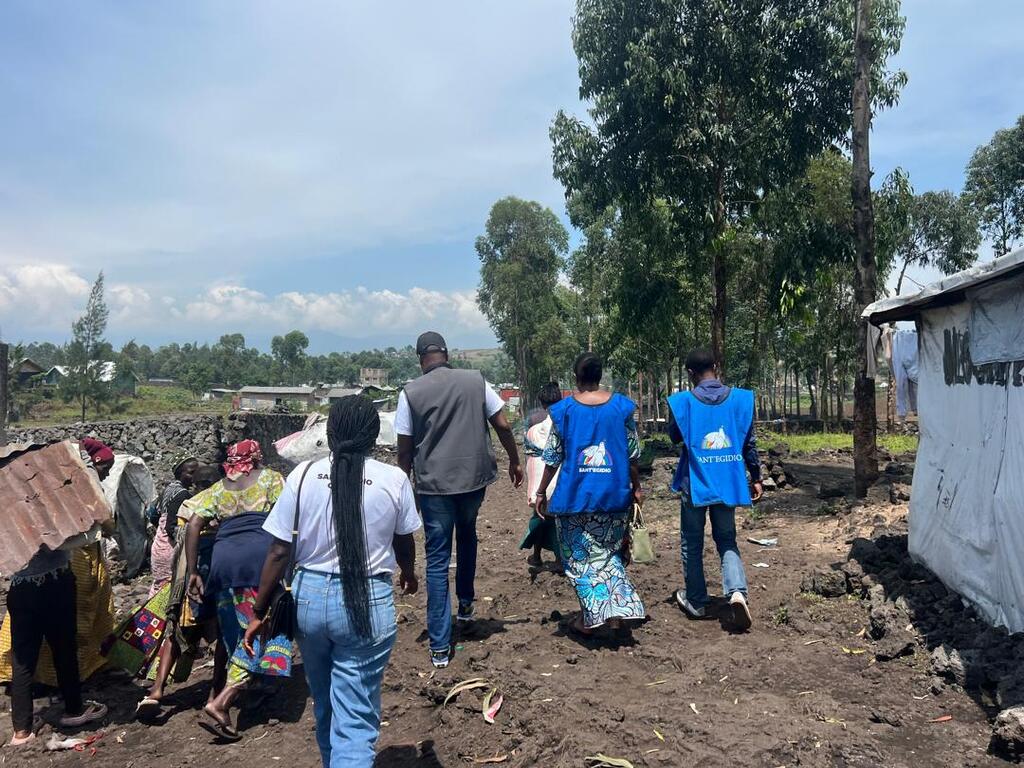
1, 449, 1015, 767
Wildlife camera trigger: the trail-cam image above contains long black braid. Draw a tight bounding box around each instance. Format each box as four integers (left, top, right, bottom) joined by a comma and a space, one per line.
327, 395, 381, 639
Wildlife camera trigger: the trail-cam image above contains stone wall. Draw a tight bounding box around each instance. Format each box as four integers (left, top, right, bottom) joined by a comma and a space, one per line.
8, 412, 307, 484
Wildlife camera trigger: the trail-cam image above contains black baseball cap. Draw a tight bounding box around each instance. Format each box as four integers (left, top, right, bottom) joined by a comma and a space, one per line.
416, 331, 448, 356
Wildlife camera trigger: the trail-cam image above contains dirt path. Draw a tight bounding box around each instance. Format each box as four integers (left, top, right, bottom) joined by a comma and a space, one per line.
2, 454, 1009, 767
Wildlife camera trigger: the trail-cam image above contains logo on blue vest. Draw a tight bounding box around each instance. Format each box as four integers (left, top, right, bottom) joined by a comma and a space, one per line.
701, 427, 732, 450
578, 442, 612, 473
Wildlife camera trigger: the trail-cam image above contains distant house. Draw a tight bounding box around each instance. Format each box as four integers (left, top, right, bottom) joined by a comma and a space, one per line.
238, 385, 316, 412
14, 358, 45, 386
203, 387, 238, 401
42, 362, 141, 396
359, 367, 389, 388
146, 378, 179, 387
325, 386, 363, 405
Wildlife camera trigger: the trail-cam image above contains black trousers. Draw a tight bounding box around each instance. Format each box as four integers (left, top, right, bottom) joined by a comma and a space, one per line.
7, 569, 82, 732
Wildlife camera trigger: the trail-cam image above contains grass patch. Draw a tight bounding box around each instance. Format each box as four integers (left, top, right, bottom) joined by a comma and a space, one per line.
763, 432, 917, 456
16, 385, 232, 426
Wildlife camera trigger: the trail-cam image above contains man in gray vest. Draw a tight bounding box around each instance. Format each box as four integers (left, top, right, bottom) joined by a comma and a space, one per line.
396, 331, 524, 668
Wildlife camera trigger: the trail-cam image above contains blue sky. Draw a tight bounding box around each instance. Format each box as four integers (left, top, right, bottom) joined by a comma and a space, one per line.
1, 0, 1022, 352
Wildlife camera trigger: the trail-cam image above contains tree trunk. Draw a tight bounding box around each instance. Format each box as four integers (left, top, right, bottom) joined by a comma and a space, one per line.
852, 0, 879, 496
790, 368, 798, 421
895, 257, 911, 296
711, 153, 728, 373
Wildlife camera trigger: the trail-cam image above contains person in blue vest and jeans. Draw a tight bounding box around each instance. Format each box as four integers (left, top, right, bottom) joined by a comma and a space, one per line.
534, 352, 646, 637
396, 331, 524, 669
667, 348, 763, 631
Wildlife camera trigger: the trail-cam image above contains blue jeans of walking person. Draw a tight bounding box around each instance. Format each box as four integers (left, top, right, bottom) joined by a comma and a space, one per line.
294, 570, 397, 768
418, 488, 486, 653
680, 501, 748, 609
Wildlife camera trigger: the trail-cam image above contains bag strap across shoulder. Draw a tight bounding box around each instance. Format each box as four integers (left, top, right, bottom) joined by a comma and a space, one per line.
284, 461, 315, 591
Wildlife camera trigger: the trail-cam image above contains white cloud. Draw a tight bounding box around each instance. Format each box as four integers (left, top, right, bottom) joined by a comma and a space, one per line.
0, 262, 489, 345
0, 263, 90, 335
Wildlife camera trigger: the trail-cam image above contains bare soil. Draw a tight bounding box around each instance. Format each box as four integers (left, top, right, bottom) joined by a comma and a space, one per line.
1, 452, 1011, 767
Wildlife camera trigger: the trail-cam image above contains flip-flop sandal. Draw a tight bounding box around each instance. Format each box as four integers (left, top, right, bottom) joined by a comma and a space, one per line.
566, 614, 594, 638
59, 701, 108, 728
6, 732, 36, 748
199, 709, 241, 742
135, 698, 162, 719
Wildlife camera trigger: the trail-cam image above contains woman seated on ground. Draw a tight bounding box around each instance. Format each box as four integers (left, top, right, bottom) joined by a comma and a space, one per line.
534, 353, 646, 637
136, 463, 224, 718
520, 382, 564, 570
244, 396, 421, 768
184, 440, 287, 740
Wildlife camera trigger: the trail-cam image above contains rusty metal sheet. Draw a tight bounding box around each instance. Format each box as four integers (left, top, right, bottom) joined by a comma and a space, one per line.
0, 440, 112, 576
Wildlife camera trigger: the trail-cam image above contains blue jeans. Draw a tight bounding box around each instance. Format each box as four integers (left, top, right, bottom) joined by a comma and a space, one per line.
294, 569, 397, 768
680, 501, 748, 609
418, 488, 486, 653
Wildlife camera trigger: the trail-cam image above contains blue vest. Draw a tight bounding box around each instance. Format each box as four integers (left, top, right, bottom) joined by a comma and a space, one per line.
547, 393, 636, 515
667, 388, 754, 507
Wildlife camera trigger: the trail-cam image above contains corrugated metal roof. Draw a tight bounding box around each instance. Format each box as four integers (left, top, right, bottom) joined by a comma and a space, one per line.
239, 386, 315, 395
326, 387, 362, 399
864, 247, 1024, 324
0, 441, 112, 576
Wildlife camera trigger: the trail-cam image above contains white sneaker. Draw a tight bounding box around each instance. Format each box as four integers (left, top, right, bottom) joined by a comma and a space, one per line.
674, 590, 706, 619
729, 591, 752, 630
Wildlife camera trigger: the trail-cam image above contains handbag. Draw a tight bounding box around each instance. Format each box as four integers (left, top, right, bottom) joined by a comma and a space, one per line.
629, 503, 656, 564
264, 461, 314, 641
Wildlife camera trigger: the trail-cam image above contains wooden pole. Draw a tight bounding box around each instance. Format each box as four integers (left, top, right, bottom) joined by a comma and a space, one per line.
0, 343, 8, 446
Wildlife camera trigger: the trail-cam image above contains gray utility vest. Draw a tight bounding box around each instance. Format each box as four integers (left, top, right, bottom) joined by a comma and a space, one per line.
403, 366, 498, 496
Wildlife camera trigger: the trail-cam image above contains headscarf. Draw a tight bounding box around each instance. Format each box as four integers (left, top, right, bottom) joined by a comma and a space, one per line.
223, 439, 262, 481
327, 396, 380, 639
170, 451, 199, 478
80, 437, 114, 465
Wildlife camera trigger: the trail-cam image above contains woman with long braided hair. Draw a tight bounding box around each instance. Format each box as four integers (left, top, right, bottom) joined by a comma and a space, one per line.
247, 396, 421, 768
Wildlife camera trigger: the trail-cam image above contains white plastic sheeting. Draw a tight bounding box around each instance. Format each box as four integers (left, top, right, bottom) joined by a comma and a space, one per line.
101, 454, 156, 579
910, 302, 1024, 632
275, 410, 398, 464
968, 272, 1024, 365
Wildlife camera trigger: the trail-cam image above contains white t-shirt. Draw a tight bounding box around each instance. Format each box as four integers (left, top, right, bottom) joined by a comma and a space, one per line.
394, 379, 505, 437
263, 457, 421, 576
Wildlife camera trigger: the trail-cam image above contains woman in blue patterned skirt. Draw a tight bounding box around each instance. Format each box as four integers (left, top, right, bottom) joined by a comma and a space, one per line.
534, 352, 645, 636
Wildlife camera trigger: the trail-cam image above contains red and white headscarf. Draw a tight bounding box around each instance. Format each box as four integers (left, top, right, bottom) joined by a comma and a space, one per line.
223, 439, 263, 480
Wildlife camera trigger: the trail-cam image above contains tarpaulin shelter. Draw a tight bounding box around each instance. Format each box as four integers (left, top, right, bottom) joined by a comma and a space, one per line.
864, 247, 1024, 632
275, 411, 399, 465
102, 453, 156, 579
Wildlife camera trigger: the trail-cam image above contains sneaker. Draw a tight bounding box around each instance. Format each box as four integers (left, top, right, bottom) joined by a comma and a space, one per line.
456, 601, 475, 623
674, 590, 706, 619
430, 648, 450, 669
729, 591, 752, 630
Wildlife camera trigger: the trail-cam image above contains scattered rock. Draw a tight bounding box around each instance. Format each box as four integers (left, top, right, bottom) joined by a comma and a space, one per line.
884, 461, 912, 476
801, 568, 848, 598
761, 476, 778, 491
930, 645, 983, 689
889, 483, 911, 504
992, 706, 1024, 759
875, 634, 915, 661
869, 708, 904, 727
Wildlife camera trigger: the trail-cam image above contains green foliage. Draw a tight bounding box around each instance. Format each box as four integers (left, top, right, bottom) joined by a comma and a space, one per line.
476, 197, 574, 402
762, 431, 917, 456
271, 330, 310, 386
964, 115, 1024, 257
552, 0, 906, 366
891, 189, 980, 294
59, 272, 117, 421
